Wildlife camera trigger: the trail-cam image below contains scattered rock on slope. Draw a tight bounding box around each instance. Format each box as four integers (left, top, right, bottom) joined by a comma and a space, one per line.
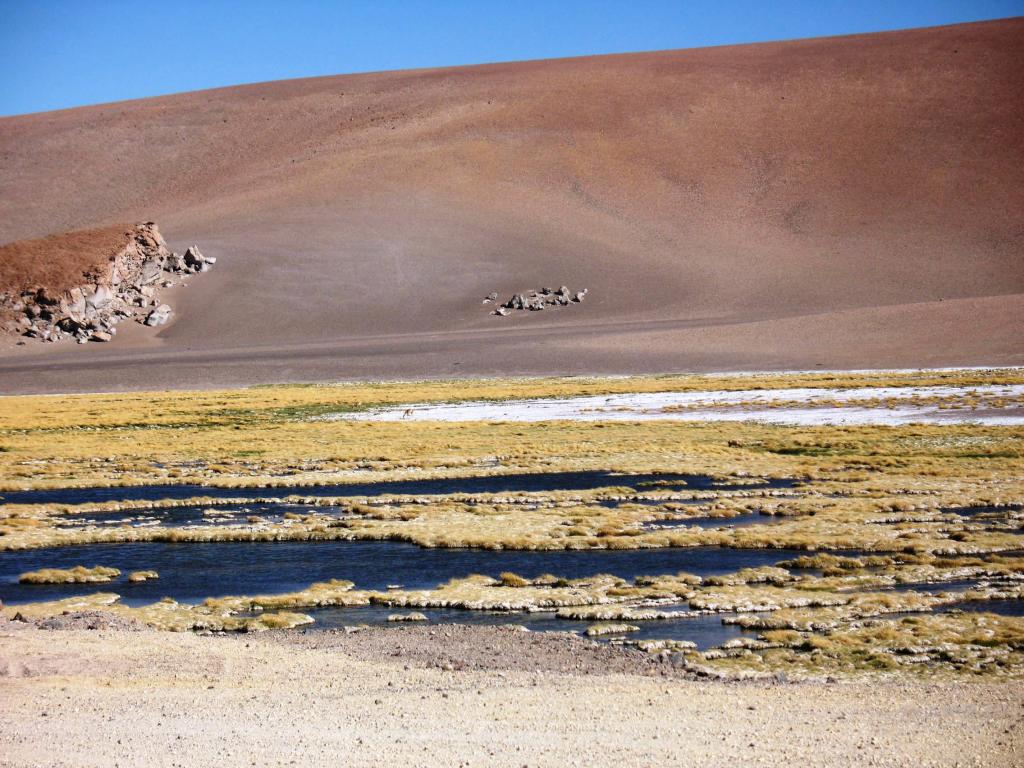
490, 285, 588, 316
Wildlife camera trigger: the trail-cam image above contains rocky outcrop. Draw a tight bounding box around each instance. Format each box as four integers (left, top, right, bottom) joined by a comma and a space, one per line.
0, 223, 214, 344
489, 285, 588, 316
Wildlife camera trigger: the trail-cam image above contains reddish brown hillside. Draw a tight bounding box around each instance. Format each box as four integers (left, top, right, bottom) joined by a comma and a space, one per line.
0, 19, 1021, 391
0, 225, 133, 297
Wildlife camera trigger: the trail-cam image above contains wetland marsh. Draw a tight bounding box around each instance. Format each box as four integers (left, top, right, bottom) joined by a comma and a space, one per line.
2, 369, 1023, 679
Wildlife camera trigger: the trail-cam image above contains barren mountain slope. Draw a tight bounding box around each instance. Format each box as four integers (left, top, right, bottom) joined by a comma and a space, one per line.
0, 19, 1021, 392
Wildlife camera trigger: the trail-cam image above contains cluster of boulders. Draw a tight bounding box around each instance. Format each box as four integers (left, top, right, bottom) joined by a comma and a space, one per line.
0, 223, 214, 344
484, 285, 588, 316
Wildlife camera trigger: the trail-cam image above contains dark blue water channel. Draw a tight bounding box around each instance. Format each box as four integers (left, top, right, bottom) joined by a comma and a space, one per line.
945, 504, 1024, 518
869, 580, 1024, 617
55, 502, 336, 529
52, 502, 775, 532
0, 540, 812, 606
938, 599, 1024, 616
0, 470, 796, 506
302, 604, 764, 650
0, 471, 809, 646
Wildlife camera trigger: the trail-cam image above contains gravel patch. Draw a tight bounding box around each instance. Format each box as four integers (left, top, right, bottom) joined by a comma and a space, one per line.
270, 624, 691, 678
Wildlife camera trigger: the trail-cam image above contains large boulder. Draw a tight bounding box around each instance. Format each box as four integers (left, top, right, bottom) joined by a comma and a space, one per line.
60, 287, 86, 316
139, 258, 163, 285
144, 304, 172, 327
57, 316, 82, 333
85, 285, 114, 310
166, 252, 187, 272
504, 293, 527, 310
183, 246, 206, 272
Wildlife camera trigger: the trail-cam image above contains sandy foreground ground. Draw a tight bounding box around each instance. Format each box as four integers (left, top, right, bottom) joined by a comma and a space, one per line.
1, 623, 1021, 767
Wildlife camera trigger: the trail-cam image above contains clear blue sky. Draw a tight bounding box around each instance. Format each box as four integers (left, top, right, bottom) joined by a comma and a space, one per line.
1, 0, 1021, 116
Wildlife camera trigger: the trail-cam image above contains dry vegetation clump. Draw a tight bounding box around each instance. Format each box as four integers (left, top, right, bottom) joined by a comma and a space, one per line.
632, 638, 699, 654
0, 592, 314, 632
388, 612, 428, 622
556, 605, 685, 621
720, 580, 1024, 635
18, 565, 120, 584
777, 553, 894, 574
370, 574, 638, 612
201, 579, 367, 614
498, 572, 531, 587
2, 572, 668, 629
243, 611, 315, 631
703, 566, 794, 586
127, 570, 159, 582
689, 585, 852, 614
585, 622, 640, 636
0, 520, 357, 552
686, 613, 1024, 680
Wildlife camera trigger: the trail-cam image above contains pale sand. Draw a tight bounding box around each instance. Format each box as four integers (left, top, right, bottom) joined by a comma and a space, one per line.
0, 625, 1020, 767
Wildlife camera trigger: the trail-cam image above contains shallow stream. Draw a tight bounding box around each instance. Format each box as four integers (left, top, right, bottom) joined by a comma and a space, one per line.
0, 539, 814, 606
0, 470, 794, 506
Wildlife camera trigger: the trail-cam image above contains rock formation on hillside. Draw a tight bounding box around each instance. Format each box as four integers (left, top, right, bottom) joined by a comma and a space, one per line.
0, 223, 214, 344
490, 286, 587, 316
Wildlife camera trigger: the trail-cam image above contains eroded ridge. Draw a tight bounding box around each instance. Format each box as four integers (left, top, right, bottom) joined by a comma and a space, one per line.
0, 222, 215, 344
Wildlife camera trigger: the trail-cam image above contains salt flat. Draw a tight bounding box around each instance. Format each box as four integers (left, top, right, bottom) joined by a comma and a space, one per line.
339, 382, 1024, 425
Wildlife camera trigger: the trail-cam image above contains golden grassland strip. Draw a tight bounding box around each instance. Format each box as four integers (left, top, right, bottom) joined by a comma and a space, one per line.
1, 370, 1019, 490
0, 406, 1021, 491
3, 489, 1022, 553
2, 417, 1021, 551
2, 368, 1021, 433
2, 436, 1024, 548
